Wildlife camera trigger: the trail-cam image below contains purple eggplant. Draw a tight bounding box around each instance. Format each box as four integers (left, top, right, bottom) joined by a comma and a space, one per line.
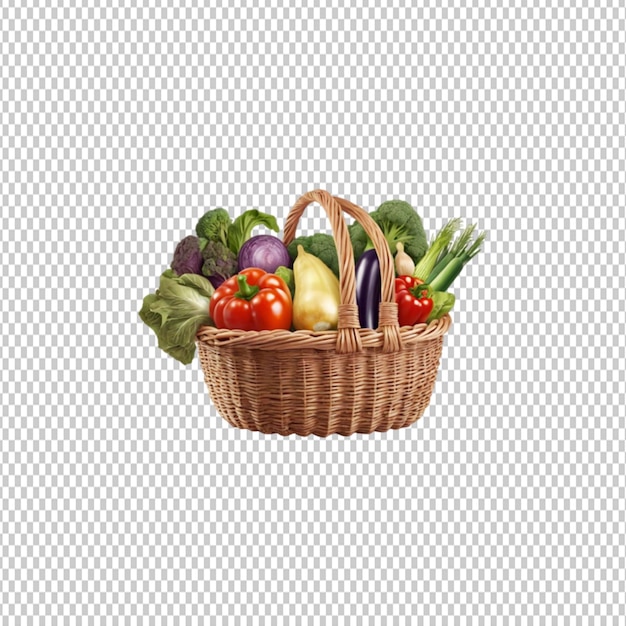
355, 249, 381, 329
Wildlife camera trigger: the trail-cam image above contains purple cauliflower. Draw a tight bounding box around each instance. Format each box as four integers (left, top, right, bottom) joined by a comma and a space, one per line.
170, 235, 203, 276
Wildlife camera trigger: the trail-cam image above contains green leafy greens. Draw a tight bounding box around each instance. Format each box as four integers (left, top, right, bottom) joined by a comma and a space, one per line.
426, 291, 455, 322
274, 265, 295, 298
227, 209, 279, 254
139, 269, 215, 365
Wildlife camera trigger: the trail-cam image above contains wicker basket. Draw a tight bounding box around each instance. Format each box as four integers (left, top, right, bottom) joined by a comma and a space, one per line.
196, 190, 451, 437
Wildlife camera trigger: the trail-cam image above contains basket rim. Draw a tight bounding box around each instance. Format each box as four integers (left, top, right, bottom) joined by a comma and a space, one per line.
196, 313, 451, 351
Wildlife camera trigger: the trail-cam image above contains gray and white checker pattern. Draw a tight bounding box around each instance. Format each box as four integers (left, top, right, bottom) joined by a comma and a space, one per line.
1, 1, 625, 623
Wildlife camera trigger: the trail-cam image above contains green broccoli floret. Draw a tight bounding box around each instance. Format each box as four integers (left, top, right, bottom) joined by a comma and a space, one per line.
196, 208, 232, 247
349, 200, 428, 264
287, 234, 339, 277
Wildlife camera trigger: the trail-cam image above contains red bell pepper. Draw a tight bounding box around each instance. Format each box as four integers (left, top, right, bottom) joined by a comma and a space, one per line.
395, 275, 434, 326
210, 267, 292, 331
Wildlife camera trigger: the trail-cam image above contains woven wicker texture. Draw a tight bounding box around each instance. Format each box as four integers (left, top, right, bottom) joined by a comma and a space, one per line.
196, 190, 451, 437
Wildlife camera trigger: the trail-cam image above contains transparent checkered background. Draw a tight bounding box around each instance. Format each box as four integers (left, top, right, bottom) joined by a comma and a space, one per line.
1, 1, 625, 624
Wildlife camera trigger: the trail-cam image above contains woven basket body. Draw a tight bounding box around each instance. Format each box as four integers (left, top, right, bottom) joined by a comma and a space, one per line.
196, 190, 451, 437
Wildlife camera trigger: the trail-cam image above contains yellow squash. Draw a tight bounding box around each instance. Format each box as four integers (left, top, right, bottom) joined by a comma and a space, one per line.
292, 245, 341, 331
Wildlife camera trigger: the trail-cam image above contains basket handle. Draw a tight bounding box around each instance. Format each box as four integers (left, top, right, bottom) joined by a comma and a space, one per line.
283, 190, 402, 354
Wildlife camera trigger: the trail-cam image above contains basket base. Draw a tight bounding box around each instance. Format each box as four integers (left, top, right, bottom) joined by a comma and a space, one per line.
197, 334, 444, 438
218, 411, 426, 437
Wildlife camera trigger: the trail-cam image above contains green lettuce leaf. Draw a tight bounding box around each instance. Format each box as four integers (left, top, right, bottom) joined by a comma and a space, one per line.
139, 270, 215, 365
227, 209, 279, 254
426, 291, 455, 322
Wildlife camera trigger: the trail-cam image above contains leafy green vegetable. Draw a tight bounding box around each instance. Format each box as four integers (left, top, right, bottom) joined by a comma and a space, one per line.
286, 233, 339, 277
349, 199, 428, 264
426, 291, 455, 322
195, 206, 280, 257
274, 265, 295, 298
139, 269, 215, 365
201, 239, 238, 288
227, 209, 280, 255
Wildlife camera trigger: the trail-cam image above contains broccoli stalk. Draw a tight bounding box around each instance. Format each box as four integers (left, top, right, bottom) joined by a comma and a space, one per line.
369, 220, 416, 253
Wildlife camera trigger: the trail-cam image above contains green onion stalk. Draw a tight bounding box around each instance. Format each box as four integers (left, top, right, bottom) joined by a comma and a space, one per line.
427, 223, 476, 283
428, 230, 486, 292
413, 218, 462, 283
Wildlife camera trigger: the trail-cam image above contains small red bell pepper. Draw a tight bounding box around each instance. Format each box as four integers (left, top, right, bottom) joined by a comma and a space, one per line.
210, 267, 293, 331
395, 275, 434, 326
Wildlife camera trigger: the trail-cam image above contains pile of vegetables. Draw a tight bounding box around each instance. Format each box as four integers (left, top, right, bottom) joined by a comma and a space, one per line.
140, 207, 290, 363
140, 199, 485, 364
